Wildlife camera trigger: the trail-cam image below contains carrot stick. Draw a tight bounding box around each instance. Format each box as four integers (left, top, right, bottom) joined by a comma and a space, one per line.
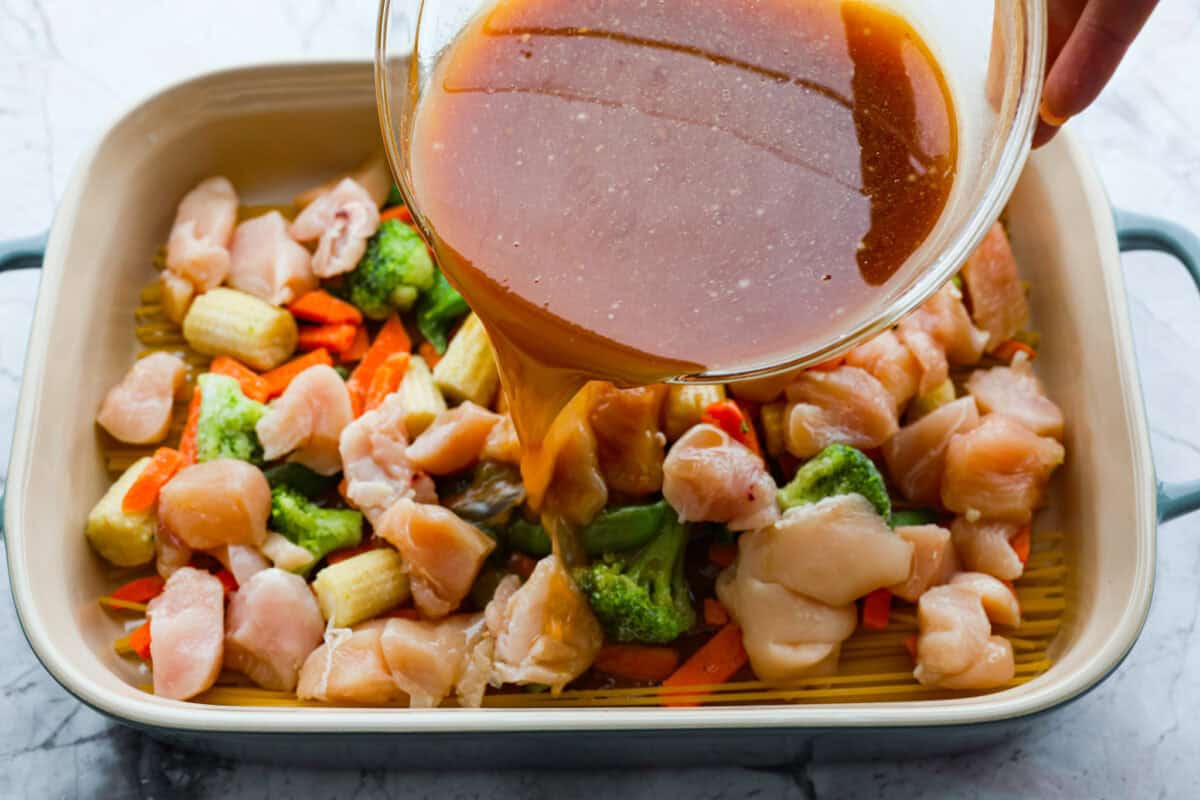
341, 326, 370, 363
862, 588, 892, 630
122, 448, 184, 513
700, 400, 762, 456
128, 621, 152, 661
261, 349, 334, 398
214, 569, 238, 595
288, 290, 363, 326
707, 541, 738, 569
363, 353, 411, 413
347, 315, 412, 413
1010, 526, 1032, 565
703, 597, 730, 627
661, 622, 748, 706
993, 339, 1037, 363
297, 323, 358, 354
417, 341, 442, 369
178, 389, 203, 466
380, 206, 413, 224
208, 356, 270, 403
593, 645, 680, 683
110, 576, 166, 604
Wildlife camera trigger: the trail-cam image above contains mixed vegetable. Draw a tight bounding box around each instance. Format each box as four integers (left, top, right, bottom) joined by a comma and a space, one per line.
88, 161, 1065, 707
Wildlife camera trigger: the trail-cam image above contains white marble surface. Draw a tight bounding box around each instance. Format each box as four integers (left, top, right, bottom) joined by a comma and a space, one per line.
3, 1, 1200, 797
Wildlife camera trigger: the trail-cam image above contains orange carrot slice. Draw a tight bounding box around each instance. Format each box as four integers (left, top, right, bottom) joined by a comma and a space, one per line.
380, 206, 413, 224
262, 349, 334, 398
703, 597, 730, 627
417, 340, 442, 369
340, 326, 370, 363
128, 621, 152, 661
347, 315, 411, 414
122, 448, 184, 513
208, 356, 270, 403
594, 645, 680, 683
701, 400, 761, 456
297, 323, 358, 354
1010, 526, 1032, 565
288, 290, 364, 326
178, 389, 203, 466
661, 623, 748, 706
110, 576, 166, 604
363, 353, 411, 413
861, 588, 892, 630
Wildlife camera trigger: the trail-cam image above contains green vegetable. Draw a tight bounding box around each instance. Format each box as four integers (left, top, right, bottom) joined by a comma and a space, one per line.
443, 462, 527, 524
504, 501, 671, 557
416, 268, 470, 354
195, 373, 268, 464
575, 509, 696, 644
264, 462, 340, 499
386, 183, 405, 207
270, 486, 364, 574
778, 444, 892, 520
891, 509, 941, 527
344, 220, 435, 320
333, 365, 351, 381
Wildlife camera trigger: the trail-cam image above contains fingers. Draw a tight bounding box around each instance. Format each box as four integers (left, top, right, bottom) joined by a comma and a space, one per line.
1041, 0, 1158, 124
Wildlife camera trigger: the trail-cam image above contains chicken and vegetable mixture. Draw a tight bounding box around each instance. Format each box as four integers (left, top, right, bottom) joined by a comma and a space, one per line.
87, 160, 1065, 707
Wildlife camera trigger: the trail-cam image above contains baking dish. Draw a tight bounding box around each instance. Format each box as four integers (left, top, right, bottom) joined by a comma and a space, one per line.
3, 61, 1200, 767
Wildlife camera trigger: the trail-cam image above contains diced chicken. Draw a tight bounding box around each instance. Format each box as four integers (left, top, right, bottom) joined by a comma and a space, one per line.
294, 151, 392, 209
951, 517, 1025, 581
147, 567, 225, 700
379, 614, 488, 708
256, 365, 354, 475
160, 270, 195, 325
158, 459, 271, 550
96, 352, 188, 445
227, 211, 317, 306
155, 525, 193, 580
962, 223, 1029, 350
716, 558, 857, 683
376, 498, 496, 618
297, 623, 406, 704
889, 524, 959, 603
913, 584, 991, 680
224, 568, 325, 692
589, 383, 668, 496
932, 635, 1015, 690
844, 330, 922, 413
738, 494, 913, 606
897, 325, 950, 396
662, 424, 779, 532
407, 402, 503, 475
883, 396, 981, 506
900, 282, 989, 367
165, 176, 238, 291
339, 394, 435, 526
486, 558, 604, 691
728, 369, 805, 404
942, 415, 1065, 523
480, 414, 521, 465
261, 531, 317, 573
950, 572, 1021, 626
289, 178, 381, 278
783, 367, 899, 458
209, 544, 269, 587
966, 354, 1064, 440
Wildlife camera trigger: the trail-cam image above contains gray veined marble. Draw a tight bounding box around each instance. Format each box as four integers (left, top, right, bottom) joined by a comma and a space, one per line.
3, 1, 1200, 798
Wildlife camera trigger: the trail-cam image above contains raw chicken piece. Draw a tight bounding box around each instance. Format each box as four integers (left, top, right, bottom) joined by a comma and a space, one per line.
406, 402, 503, 475
209, 544, 269, 587
913, 584, 991, 679
289, 178, 381, 278
844, 330, 922, 413
589, 383, 668, 497
738, 494, 914, 606
716, 565, 857, 683
480, 414, 521, 464
728, 369, 805, 404
261, 531, 317, 573
165, 176, 238, 291
155, 525, 193, 579
160, 271, 195, 325
294, 151, 392, 209
376, 498, 496, 618
883, 396, 981, 506
379, 614, 488, 708
966, 354, 1064, 440
962, 223, 1029, 350
158, 459, 271, 550
941, 415, 1065, 523
662, 424, 779, 532
899, 282, 989, 367
225, 568, 325, 692
932, 635, 1015, 690
227, 211, 317, 306
339, 394, 435, 526
951, 517, 1025, 581
897, 325, 950, 396
486, 557, 604, 691
297, 623, 406, 704
950, 572, 1021, 626
147, 567, 225, 701
783, 367, 899, 458
889, 524, 959, 603
96, 352, 187, 445
256, 365, 354, 475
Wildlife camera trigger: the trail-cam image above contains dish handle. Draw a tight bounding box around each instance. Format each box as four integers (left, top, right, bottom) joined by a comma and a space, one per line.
1115, 209, 1200, 522
0, 230, 46, 539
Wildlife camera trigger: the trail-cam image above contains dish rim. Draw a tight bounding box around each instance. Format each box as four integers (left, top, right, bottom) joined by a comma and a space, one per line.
3, 60, 1156, 735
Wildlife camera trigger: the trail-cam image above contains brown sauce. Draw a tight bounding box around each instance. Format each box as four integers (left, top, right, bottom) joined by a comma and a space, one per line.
408, 0, 956, 526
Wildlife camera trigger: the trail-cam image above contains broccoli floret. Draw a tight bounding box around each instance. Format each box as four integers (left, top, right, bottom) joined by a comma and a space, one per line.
415, 268, 470, 354
195, 373, 269, 464
574, 510, 696, 644
777, 443, 891, 520
891, 509, 940, 527
270, 486, 363, 573
385, 183, 405, 207
343, 220, 435, 320
264, 462, 340, 498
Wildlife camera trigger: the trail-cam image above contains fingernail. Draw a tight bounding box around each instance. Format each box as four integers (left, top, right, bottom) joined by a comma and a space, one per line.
1039, 97, 1069, 128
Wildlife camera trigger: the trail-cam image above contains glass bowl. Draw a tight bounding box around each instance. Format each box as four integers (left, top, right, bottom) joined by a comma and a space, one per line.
376, 0, 1047, 383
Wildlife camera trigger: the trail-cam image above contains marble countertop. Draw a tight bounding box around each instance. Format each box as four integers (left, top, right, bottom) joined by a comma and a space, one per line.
3, 2, 1200, 797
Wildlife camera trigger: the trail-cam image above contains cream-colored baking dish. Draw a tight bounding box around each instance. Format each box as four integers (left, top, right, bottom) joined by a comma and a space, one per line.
3, 62, 1198, 766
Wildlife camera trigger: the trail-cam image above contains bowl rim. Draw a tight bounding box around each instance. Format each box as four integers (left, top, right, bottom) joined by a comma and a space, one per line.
4, 60, 1156, 735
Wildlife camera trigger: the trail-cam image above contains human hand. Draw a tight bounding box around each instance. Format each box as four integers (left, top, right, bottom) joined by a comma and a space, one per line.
1034, 0, 1159, 147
